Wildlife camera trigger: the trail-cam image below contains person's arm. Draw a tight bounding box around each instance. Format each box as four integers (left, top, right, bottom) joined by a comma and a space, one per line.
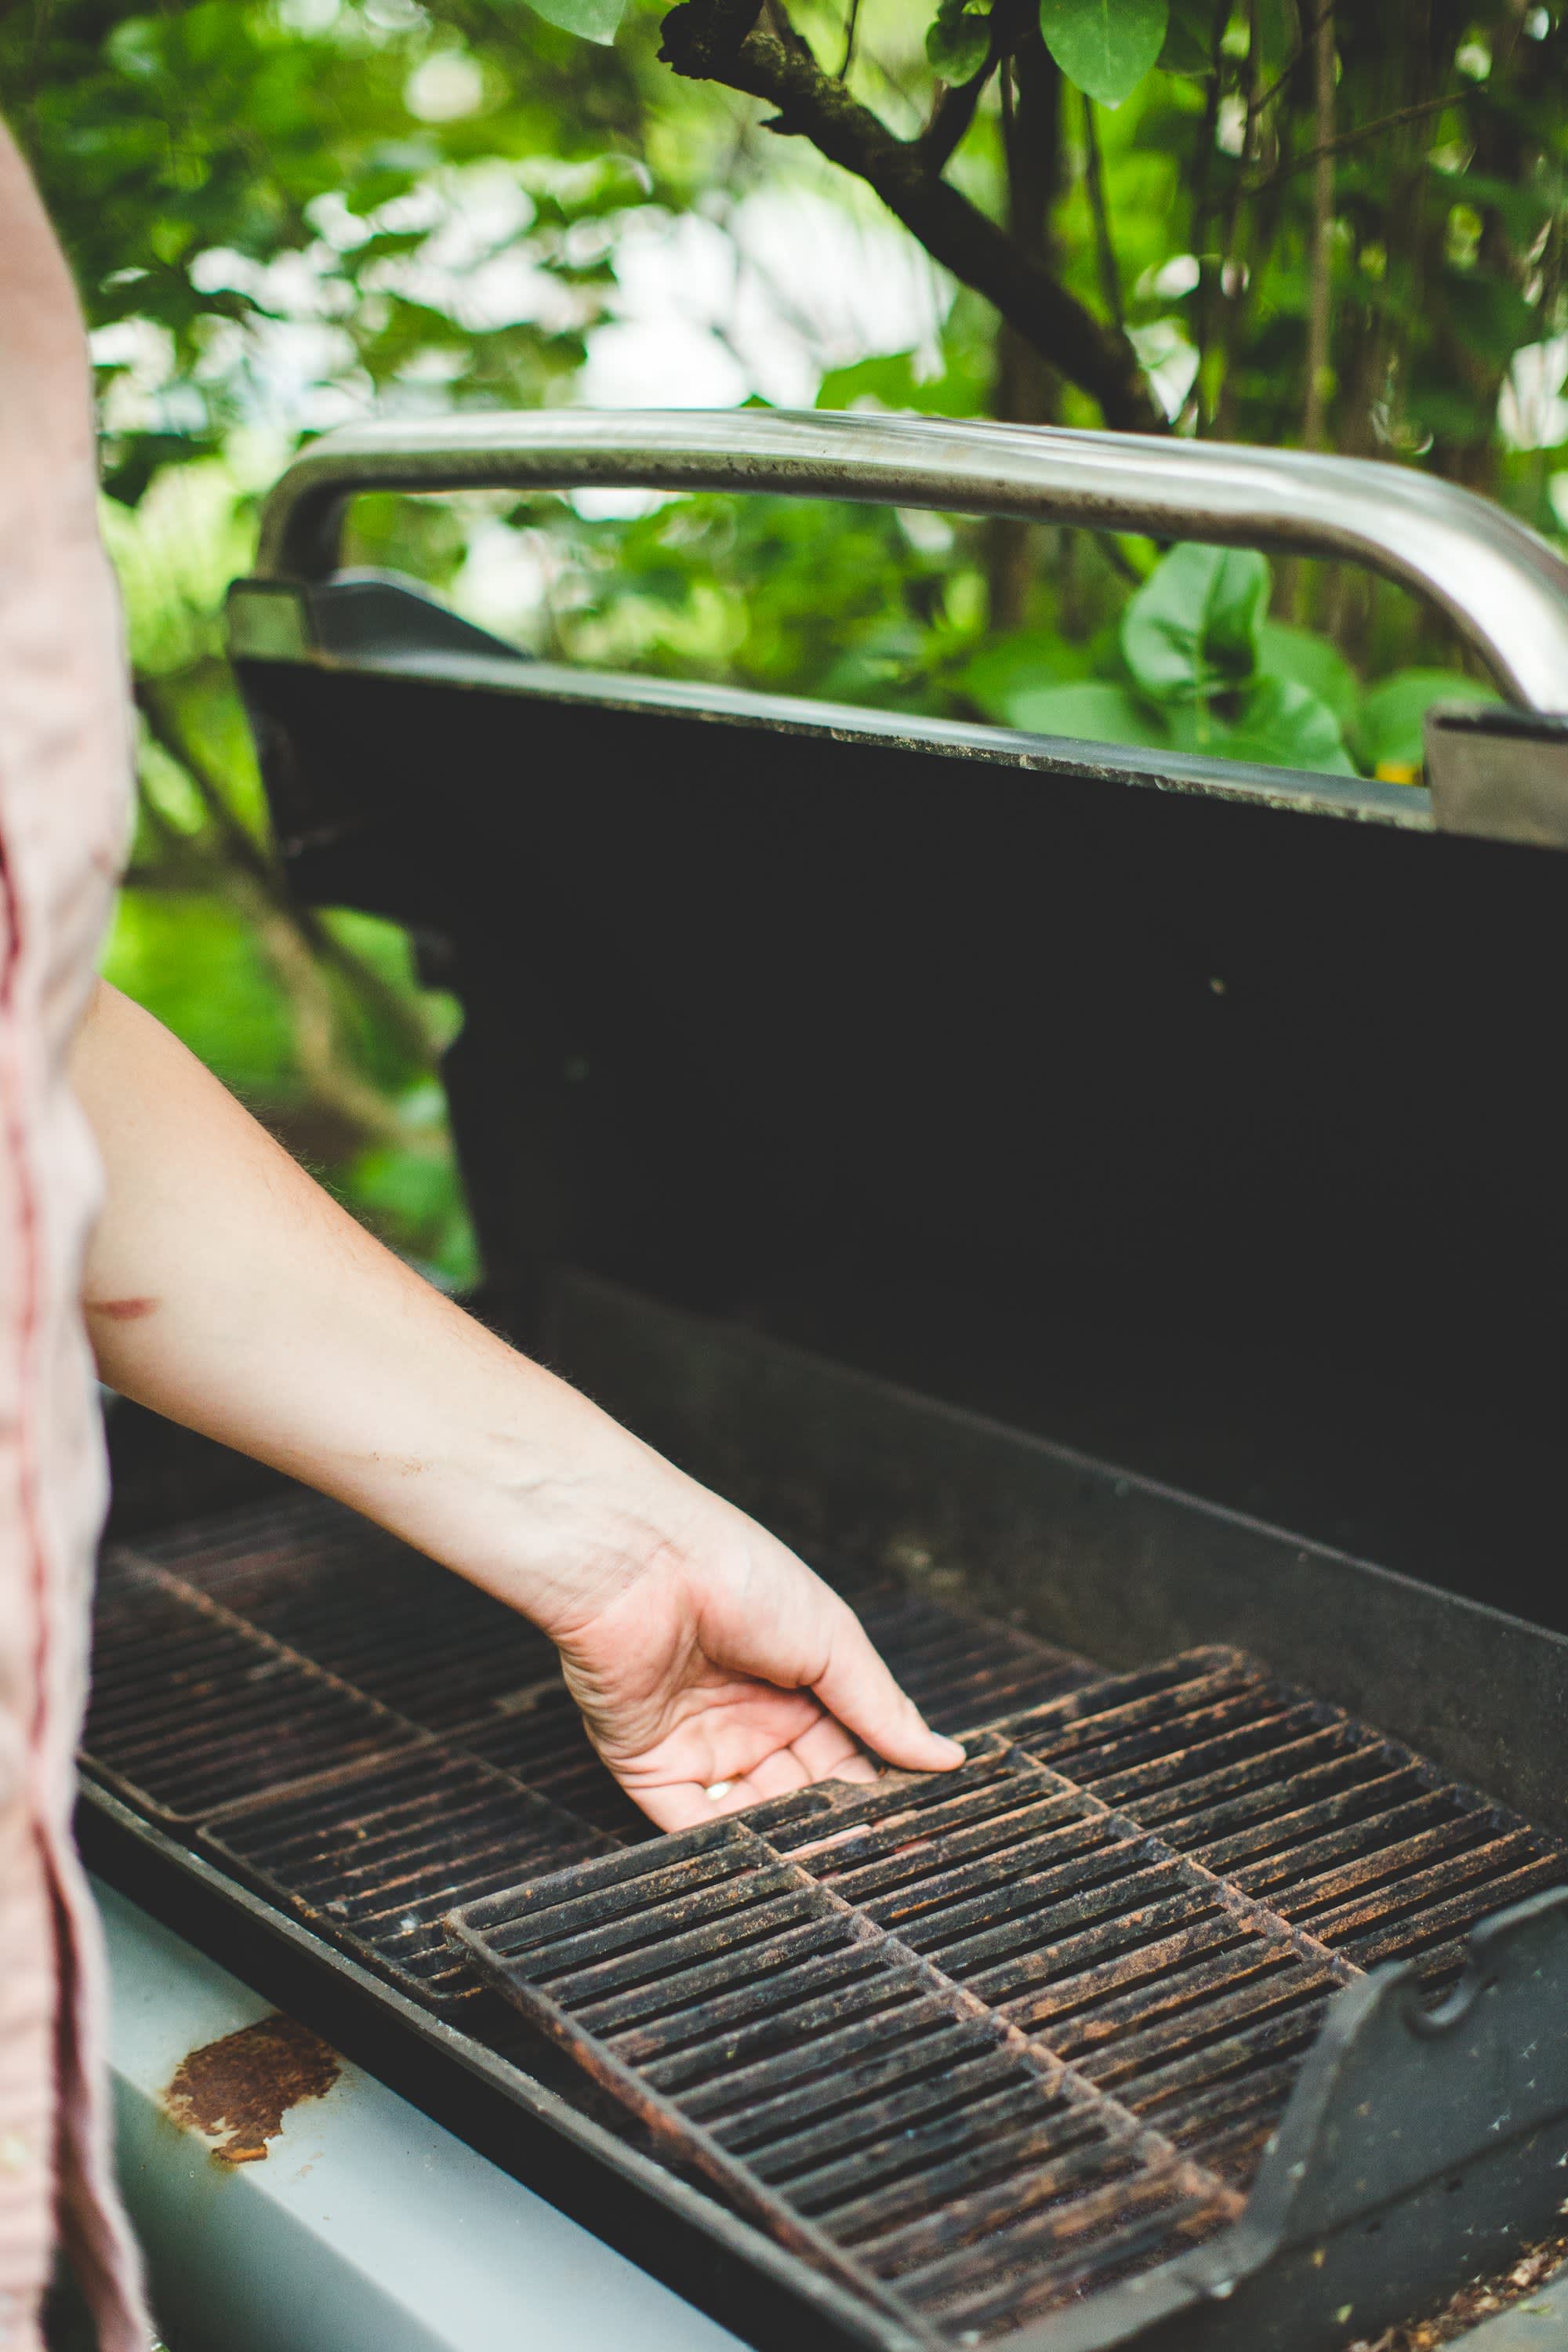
72, 981, 963, 1825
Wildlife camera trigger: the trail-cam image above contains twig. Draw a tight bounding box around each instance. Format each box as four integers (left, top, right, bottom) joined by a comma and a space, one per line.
659, 0, 1165, 430
920, 63, 996, 176
1301, 0, 1335, 449
1252, 0, 1333, 122
1187, 0, 1231, 430
1213, 0, 1261, 438
836, 0, 859, 79
1249, 89, 1465, 192
1081, 92, 1124, 333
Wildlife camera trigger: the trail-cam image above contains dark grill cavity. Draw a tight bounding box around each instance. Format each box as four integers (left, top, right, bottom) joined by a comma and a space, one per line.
448, 1648, 1568, 2344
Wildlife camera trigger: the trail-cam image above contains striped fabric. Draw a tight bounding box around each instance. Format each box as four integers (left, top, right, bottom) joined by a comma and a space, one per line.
0, 122, 151, 2352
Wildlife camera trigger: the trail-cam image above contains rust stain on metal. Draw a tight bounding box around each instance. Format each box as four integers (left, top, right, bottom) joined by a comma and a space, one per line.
165, 2013, 340, 2163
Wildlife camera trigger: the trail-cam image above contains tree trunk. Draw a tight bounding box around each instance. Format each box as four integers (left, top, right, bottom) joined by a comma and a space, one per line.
986, 34, 1062, 633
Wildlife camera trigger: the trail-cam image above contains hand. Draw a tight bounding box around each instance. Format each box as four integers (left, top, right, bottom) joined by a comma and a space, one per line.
538, 1482, 966, 1831
69, 987, 962, 1831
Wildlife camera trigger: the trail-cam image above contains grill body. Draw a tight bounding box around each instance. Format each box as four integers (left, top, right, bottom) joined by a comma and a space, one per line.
84, 447, 1568, 2352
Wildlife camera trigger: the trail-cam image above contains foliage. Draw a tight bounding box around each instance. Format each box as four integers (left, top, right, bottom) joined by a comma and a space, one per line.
1038, 0, 1170, 111
4, 0, 1566, 1269
962, 539, 1498, 778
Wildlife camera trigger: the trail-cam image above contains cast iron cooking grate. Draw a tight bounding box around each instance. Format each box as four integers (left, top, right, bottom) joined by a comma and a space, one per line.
448, 1646, 1568, 2345
84, 1491, 1094, 1995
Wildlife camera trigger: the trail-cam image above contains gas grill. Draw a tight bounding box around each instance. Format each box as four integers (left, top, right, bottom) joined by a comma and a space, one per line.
85, 412, 1568, 2352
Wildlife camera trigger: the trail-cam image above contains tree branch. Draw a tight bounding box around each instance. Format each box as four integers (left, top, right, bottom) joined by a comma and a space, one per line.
920, 64, 995, 178
659, 0, 1165, 433
1301, 0, 1335, 450
1248, 89, 1464, 193
1080, 93, 1124, 333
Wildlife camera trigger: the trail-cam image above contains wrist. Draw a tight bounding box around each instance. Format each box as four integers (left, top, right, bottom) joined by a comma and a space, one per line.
388, 1361, 703, 1642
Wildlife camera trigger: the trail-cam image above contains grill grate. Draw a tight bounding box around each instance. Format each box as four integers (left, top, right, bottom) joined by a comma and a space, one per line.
201, 1746, 617, 2000
122, 1489, 559, 1727
86, 1554, 419, 1820
89, 1496, 1568, 2340
448, 1645, 1568, 2344
85, 1490, 1093, 1959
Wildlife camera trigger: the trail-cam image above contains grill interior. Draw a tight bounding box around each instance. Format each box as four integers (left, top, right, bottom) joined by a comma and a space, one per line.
86, 1490, 1093, 2004
85, 1486, 1568, 2346
448, 1649, 1568, 2344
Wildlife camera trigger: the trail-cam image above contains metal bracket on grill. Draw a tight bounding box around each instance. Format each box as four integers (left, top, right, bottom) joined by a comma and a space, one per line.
1425, 704, 1568, 851
1038, 1886, 1568, 2352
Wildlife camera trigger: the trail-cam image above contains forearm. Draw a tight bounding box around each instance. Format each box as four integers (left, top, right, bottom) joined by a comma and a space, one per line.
71, 981, 688, 1633
72, 982, 960, 1817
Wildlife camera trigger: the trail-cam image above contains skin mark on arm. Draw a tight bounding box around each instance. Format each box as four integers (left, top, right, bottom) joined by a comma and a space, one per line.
85, 1296, 160, 1321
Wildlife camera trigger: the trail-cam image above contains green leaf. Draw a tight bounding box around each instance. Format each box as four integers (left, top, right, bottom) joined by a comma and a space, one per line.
1209, 677, 1356, 775
927, 0, 993, 83
524, 0, 626, 45
1353, 669, 1499, 775
1256, 621, 1359, 724
961, 628, 1095, 722
1040, 0, 1169, 107
1121, 543, 1269, 703
1004, 681, 1171, 750
1159, 0, 1215, 74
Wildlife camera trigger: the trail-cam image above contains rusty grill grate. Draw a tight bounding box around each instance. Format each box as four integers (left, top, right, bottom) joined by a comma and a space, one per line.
201, 1746, 618, 1999
87, 1496, 1568, 2339
84, 1493, 1092, 1994
120, 1488, 560, 1728
448, 1646, 1568, 2345
87, 1555, 419, 1820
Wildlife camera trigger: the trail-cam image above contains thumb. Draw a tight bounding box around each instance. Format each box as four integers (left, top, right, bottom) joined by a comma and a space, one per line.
812, 1602, 966, 1773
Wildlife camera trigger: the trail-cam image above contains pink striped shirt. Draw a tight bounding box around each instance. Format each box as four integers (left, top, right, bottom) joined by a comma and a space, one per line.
0, 129, 151, 2352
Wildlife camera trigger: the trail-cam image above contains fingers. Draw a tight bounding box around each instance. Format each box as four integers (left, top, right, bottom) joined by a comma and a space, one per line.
811, 1602, 966, 1775
628, 1779, 734, 1831
788, 1712, 866, 1780
625, 1763, 808, 1831
612, 1711, 887, 1833
715, 1529, 966, 1778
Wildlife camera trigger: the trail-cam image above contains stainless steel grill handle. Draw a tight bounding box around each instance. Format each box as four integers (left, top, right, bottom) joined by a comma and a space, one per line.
256, 408, 1568, 710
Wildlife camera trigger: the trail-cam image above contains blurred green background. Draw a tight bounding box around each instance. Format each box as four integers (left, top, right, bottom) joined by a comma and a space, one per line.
6, 0, 1566, 1273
